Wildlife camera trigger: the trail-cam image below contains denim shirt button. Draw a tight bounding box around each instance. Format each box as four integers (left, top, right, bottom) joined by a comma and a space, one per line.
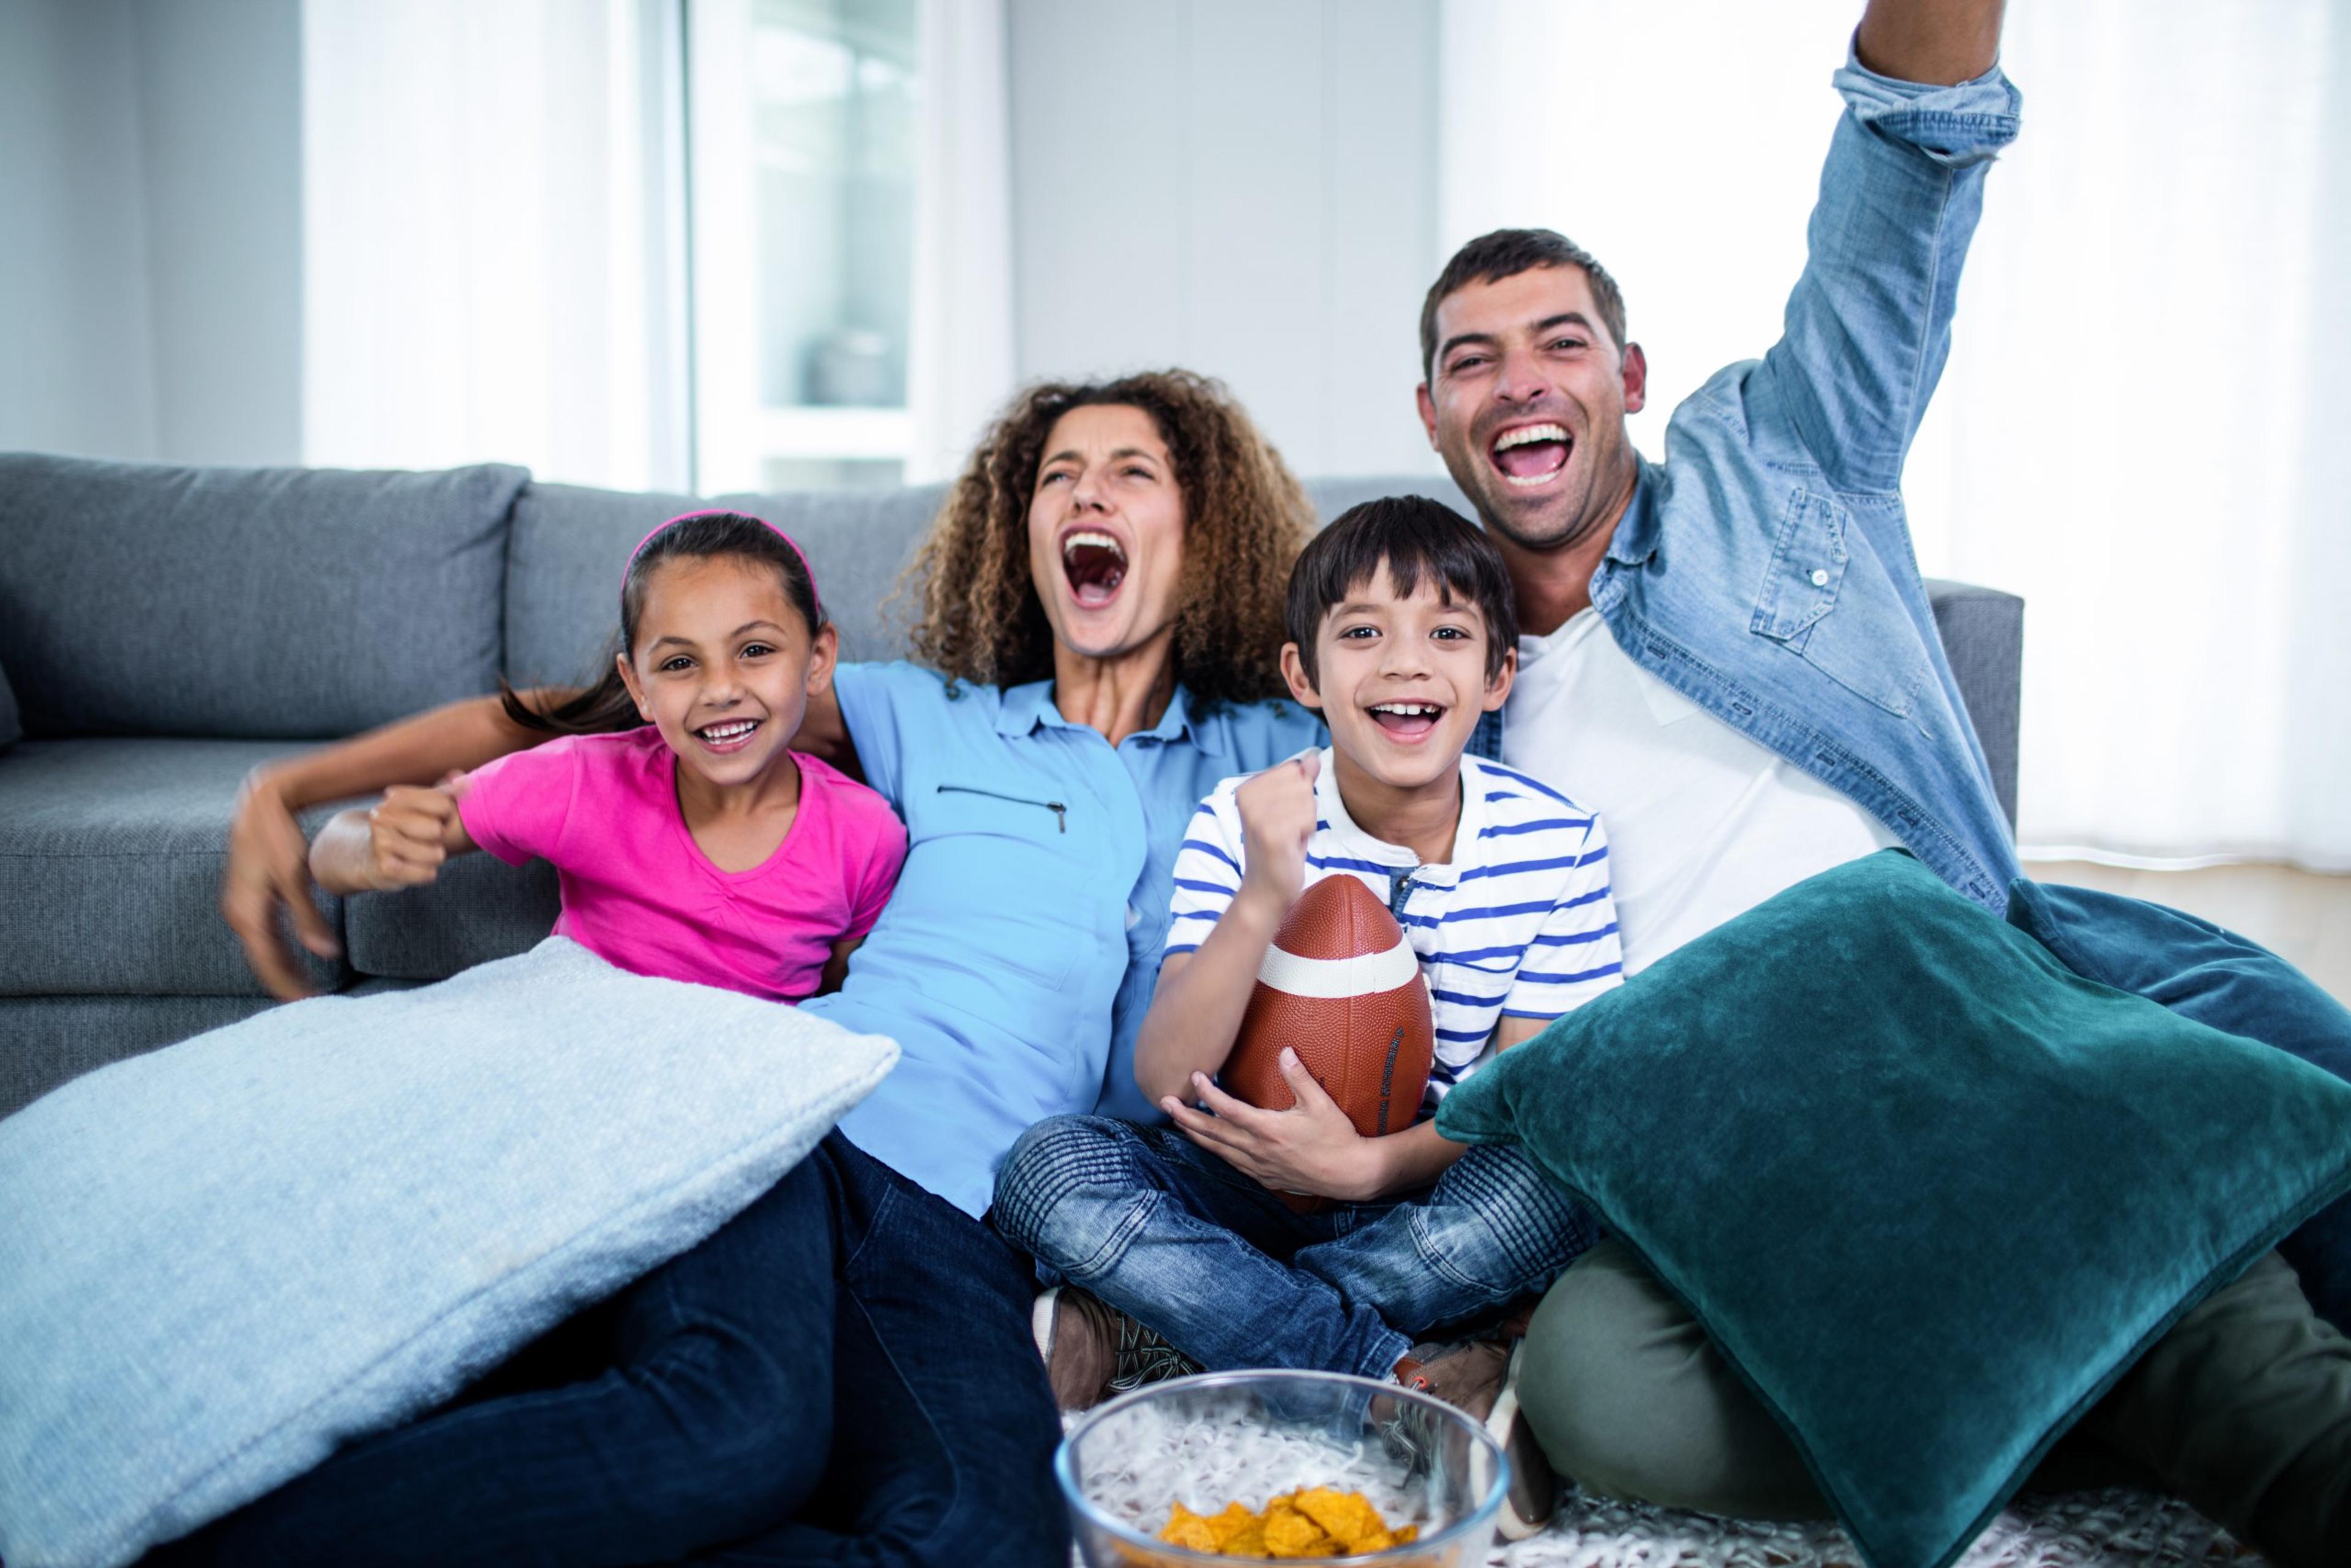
1810, 568, 1830, 587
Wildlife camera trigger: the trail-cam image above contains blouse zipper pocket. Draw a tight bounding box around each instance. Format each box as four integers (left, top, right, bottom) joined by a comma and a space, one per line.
937, 782, 1068, 833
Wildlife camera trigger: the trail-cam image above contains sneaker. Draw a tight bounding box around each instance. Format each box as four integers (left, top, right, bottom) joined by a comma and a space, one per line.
1030, 1286, 1199, 1411
1395, 1338, 1555, 1539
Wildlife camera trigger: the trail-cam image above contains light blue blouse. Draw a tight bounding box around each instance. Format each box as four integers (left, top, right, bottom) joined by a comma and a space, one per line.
805, 661, 1322, 1217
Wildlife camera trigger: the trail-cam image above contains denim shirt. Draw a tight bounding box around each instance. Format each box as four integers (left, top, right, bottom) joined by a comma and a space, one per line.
1473, 55, 2025, 913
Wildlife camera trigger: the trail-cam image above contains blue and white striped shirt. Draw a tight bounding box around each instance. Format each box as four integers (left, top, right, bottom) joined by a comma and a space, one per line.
1165, 749, 1624, 1102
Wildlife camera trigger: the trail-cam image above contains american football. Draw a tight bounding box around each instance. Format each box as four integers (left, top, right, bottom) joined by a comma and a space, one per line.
1222, 874, 1436, 1138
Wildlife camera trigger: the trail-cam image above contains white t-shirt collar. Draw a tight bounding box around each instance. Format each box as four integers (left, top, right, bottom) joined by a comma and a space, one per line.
1311, 745, 1488, 887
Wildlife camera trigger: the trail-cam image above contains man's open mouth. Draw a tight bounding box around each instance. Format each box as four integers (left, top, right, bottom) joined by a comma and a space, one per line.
1489, 422, 1570, 488
1062, 530, 1128, 609
1367, 701, 1444, 740
693, 718, 760, 753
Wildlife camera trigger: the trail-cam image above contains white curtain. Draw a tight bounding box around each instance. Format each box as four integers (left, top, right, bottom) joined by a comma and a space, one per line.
301, 0, 688, 492
906, 0, 1016, 484
1441, 0, 2351, 871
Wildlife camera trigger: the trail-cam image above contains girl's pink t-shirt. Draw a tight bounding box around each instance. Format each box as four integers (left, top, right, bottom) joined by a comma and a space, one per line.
457, 729, 907, 1003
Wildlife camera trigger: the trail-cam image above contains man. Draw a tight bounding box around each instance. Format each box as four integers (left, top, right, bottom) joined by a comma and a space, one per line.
1412, 0, 2351, 1562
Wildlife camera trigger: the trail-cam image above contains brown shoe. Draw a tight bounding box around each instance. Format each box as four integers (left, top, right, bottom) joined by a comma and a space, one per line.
1396, 1338, 1556, 1539
1395, 1338, 1507, 1421
1030, 1286, 1199, 1411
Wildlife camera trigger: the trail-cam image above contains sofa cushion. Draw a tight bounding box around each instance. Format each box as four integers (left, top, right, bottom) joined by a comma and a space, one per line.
0, 454, 524, 738
342, 851, 561, 981
1436, 849, 2351, 1568
1302, 473, 1471, 523
503, 482, 948, 689
0, 936, 899, 1568
0, 739, 348, 997
0, 995, 274, 1120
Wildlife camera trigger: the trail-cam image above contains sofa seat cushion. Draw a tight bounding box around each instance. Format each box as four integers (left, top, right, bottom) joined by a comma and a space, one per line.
0, 739, 348, 997
0, 454, 525, 738
342, 850, 561, 981
1436, 849, 2351, 1568
0, 996, 274, 1120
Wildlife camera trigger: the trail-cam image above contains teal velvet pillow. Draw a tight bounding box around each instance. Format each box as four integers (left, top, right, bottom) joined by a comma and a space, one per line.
1436, 850, 2351, 1568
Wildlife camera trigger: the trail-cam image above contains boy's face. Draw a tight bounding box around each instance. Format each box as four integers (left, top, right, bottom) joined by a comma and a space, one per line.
1281, 565, 1514, 795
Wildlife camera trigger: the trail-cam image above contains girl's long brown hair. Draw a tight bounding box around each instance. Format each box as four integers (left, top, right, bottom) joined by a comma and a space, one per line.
903, 370, 1313, 711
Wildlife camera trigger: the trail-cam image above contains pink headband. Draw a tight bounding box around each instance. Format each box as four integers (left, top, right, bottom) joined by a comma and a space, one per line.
624, 510, 822, 623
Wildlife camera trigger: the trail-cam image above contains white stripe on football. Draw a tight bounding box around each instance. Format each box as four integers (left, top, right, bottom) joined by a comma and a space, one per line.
1254, 932, 1418, 1000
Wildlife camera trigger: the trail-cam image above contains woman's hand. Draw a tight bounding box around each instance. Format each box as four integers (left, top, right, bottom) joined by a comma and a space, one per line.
1163, 1050, 1383, 1203
221, 771, 340, 1000
1232, 750, 1319, 918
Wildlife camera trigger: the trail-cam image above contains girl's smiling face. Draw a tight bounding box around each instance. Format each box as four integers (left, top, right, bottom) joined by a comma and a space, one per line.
617, 554, 837, 792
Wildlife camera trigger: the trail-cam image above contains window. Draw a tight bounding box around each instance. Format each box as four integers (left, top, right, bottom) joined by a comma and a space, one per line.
688, 0, 920, 493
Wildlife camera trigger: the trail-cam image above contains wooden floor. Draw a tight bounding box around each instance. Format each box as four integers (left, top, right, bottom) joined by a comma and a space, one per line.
2022, 860, 2351, 1005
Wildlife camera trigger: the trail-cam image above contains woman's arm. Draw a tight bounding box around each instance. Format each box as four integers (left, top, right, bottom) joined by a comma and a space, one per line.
816, 936, 863, 996
309, 779, 479, 896
222, 689, 572, 999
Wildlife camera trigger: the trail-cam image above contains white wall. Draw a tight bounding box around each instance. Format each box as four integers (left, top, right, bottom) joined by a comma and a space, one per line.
0, 0, 160, 461
0, 0, 301, 467
135, 0, 303, 466
1007, 0, 1444, 479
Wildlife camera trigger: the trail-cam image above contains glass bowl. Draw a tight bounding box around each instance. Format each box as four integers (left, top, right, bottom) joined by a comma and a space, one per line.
1055, 1370, 1507, 1567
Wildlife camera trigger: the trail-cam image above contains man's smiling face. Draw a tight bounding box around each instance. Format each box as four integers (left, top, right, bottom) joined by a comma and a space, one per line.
1416, 263, 1647, 558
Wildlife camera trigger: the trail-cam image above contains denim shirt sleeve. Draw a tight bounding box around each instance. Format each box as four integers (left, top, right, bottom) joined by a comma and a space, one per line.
1751, 51, 2022, 497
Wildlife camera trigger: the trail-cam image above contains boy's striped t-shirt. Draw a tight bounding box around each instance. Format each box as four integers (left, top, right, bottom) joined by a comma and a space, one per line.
1165, 748, 1624, 1102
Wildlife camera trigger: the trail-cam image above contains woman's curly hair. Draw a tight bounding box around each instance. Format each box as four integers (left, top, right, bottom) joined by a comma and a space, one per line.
904, 370, 1313, 711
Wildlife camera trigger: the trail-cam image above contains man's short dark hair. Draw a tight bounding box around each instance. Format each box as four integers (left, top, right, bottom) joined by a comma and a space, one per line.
1419, 228, 1629, 382
1286, 497, 1517, 686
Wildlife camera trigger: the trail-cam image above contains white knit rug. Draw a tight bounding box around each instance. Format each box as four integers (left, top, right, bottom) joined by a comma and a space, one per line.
1490, 1485, 2260, 1568
1060, 1397, 2260, 1566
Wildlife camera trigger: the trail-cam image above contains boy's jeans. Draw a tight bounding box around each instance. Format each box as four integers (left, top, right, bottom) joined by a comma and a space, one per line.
991, 1114, 1599, 1381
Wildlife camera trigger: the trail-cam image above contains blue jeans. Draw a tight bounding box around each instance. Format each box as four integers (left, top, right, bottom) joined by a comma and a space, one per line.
2007, 880, 2351, 1335
991, 1115, 1598, 1381
149, 1135, 1067, 1568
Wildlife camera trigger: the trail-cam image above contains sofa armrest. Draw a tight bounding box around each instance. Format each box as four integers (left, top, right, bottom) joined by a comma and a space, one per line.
1924, 579, 2023, 830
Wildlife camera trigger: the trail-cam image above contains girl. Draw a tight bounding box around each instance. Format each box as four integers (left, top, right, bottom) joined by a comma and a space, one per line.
309, 510, 906, 1001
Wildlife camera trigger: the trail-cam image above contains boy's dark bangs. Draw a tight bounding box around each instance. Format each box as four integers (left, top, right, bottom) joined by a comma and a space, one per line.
1286, 495, 1517, 683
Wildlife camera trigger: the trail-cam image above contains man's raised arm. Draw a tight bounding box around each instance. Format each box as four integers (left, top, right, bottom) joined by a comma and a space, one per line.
1750, 0, 2017, 500
1856, 0, 2003, 86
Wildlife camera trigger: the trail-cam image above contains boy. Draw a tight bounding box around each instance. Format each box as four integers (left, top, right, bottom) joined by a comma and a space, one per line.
992, 497, 1622, 1532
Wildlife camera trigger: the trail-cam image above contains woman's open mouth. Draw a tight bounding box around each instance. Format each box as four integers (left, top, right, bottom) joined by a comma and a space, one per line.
692, 718, 761, 755
1489, 422, 1571, 489
1062, 530, 1128, 609
1367, 701, 1444, 741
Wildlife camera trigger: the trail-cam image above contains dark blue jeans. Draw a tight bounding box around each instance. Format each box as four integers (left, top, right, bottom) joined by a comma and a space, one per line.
991, 1115, 1597, 1380
2009, 879, 2351, 1334
149, 1135, 1066, 1568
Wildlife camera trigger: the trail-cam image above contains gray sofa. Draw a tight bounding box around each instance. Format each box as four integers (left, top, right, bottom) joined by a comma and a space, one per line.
0, 452, 2025, 1119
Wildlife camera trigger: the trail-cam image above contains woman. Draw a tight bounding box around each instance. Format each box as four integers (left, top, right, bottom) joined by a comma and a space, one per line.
190, 371, 1325, 1566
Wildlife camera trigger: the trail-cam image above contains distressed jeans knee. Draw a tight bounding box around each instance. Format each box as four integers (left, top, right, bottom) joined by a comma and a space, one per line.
989, 1115, 1158, 1285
